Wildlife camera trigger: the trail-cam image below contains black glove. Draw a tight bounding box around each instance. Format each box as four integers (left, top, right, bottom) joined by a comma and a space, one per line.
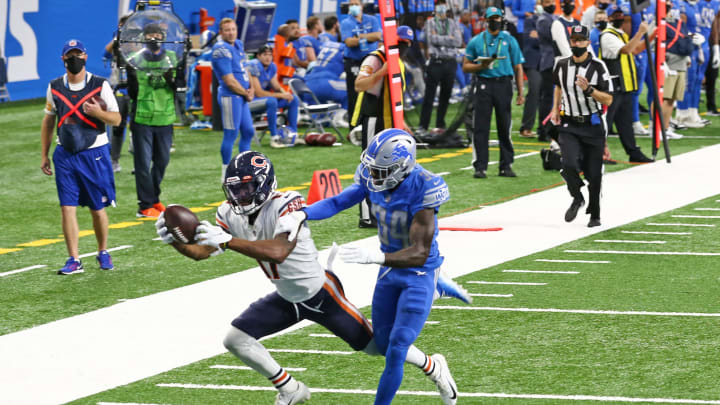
163, 69, 175, 89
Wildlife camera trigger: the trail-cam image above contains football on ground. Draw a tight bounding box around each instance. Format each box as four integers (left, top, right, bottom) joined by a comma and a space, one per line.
164, 204, 200, 244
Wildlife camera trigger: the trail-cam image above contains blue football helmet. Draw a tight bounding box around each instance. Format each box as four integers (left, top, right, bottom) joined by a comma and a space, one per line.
223, 151, 277, 215
360, 128, 416, 191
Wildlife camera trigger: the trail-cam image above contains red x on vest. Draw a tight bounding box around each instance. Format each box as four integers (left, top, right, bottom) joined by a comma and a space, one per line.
666, 19, 684, 50
51, 86, 102, 129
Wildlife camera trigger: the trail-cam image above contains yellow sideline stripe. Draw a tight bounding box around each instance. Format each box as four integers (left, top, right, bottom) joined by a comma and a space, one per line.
108, 222, 144, 229
0, 248, 22, 255
17, 239, 64, 247
189, 207, 213, 213
278, 186, 308, 192
207, 201, 225, 207
338, 174, 354, 180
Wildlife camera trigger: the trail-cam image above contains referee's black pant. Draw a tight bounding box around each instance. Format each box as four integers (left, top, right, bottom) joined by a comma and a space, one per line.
420, 58, 456, 130
606, 91, 643, 160
706, 45, 718, 112
344, 58, 362, 123
472, 76, 514, 172
558, 124, 604, 220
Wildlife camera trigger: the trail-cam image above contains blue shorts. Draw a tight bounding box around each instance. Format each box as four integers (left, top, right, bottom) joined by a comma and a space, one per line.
53, 144, 116, 210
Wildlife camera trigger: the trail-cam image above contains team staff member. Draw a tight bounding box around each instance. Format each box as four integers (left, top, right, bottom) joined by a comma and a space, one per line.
551, 26, 613, 228
41, 39, 121, 274
463, 7, 525, 179
599, 4, 653, 163
212, 18, 255, 180
536, 0, 558, 141
419, 0, 463, 132
341, 0, 382, 120
352, 26, 413, 228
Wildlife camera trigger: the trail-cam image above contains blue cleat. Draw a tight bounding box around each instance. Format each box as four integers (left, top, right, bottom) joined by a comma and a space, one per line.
58, 257, 84, 275
436, 273, 472, 304
96, 250, 114, 270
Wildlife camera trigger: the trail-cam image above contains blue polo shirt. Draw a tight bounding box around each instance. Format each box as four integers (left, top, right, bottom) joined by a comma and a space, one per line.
247, 59, 277, 91
211, 39, 250, 97
340, 14, 382, 60
465, 30, 524, 78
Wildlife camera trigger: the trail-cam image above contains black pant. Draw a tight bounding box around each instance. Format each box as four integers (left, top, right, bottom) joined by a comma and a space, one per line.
538, 68, 554, 139
521, 68, 542, 132
110, 92, 130, 163
606, 91, 642, 159
558, 126, 604, 219
130, 122, 173, 210
344, 58, 362, 121
358, 112, 384, 224
706, 46, 718, 112
472, 77, 514, 171
420, 58, 457, 130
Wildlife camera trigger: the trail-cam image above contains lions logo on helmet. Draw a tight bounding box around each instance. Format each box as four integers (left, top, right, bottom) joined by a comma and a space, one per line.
360, 128, 416, 191
223, 151, 278, 215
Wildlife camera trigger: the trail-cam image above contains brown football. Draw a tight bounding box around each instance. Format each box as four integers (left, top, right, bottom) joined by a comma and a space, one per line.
316, 132, 337, 146
304, 132, 321, 146
87, 94, 107, 111
164, 204, 200, 244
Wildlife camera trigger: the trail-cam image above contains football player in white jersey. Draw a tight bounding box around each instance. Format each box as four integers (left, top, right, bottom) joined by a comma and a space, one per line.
155, 151, 460, 405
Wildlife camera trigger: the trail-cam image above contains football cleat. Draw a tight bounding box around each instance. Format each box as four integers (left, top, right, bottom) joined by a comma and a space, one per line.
428, 354, 458, 405
96, 250, 114, 270
137, 207, 162, 218
436, 273, 472, 304
58, 257, 84, 275
275, 381, 311, 405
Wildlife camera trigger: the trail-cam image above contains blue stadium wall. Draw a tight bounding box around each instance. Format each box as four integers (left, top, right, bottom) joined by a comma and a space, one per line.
1, 0, 328, 101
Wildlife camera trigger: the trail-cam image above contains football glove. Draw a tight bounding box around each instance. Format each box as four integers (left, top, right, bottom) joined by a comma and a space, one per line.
691, 34, 705, 46
340, 245, 385, 265
194, 220, 232, 249
274, 210, 307, 241
154, 213, 175, 244
713, 45, 720, 69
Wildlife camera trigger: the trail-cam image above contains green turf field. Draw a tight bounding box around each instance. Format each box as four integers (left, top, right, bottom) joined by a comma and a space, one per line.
1, 97, 719, 404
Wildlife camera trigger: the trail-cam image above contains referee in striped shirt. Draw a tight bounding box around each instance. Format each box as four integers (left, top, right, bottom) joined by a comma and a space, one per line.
551, 25, 613, 228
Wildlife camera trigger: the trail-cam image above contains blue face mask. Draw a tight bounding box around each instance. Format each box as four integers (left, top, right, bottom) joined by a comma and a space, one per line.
349, 5, 362, 17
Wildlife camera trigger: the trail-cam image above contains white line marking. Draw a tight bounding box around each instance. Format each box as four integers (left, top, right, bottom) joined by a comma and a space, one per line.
647, 223, 715, 227
694, 208, 720, 211
672, 215, 720, 219
425, 321, 440, 324
78, 245, 133, 259
152, 237, 163, 241
502, 270, 579, 274
460, 152, 539, 170
436, 172, 451, 176
432, 306, 720, 317
154, 383, 720, 403
469, 293, 514, 297
309, 333, 337, 338
210, 365, 307, 372
535, 259, 610, 264
467, 281, 547, 286
594, 240, 666, 244
98, 402, 170, 405
565, 249, 720, 256
266, 348, 354, 355
621, 231, 692, 235
0, 264, 46, 278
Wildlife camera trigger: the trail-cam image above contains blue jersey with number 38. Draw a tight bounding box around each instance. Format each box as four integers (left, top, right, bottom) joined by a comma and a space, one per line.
354, 163, 450, 271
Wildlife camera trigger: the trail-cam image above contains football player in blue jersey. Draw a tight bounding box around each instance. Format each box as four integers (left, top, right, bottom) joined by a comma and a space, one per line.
320, 15, 341, 43
247, 45, 299, 148
277, 128, 468, 405
302, 16, 323, 57
212, 18, 255, 179
304, 40, 349, 109
675, 0, 709, 127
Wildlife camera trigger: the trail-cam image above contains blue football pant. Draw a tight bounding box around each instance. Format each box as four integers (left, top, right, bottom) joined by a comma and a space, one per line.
371, 267, 437, 405
678, 49, 700, 110
257, 95, 299, 136
633, 53, 648, 122
306, 78, 348, 109
691, 43, 710, 108
218, 94, 254, 165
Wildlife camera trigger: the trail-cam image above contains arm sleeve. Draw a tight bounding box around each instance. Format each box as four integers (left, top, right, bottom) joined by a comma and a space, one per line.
304, 183, 367, 220
44, 84, 56, 115
100, 81, 120, 113
537, 17, 553, 42
553, 61, 562, 86
593, 60, 613, 92
600, 33, 623, 59
551, 20, 572, 58
510, 36, 525, 65
465, 36, 478, 60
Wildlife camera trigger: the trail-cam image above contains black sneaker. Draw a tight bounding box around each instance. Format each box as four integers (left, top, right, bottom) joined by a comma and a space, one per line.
473, 169, 487, 179
565, 197, 585, 223
706, 109, 720, 117
588, 218, 601, 227
629, 154, 654, 163
499, 168, 517, 177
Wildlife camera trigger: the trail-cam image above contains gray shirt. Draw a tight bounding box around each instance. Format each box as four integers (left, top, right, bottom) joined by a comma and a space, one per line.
666, 52, 689, 72
424, 17, 463, 59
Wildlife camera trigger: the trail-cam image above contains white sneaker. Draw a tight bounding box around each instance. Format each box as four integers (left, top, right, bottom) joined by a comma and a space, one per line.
275, 381, 310, 405
270, 136, 288, 149
112, 160, 121, 173
665, 127, 684, 139
428, 354, 458, 405
678, 115, 705, 128
633, 121, 649, 135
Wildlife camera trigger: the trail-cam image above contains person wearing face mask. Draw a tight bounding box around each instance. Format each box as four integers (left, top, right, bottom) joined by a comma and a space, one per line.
536, 0, 559, 141
41, 39, 122, 274
126, 23, 181, 218
463, 6, 526, 179
419, 0, 463, 133
599, 4, 654, 163
351, 25, 413, 228
341, 0, 382, 123
590, 10, 608, 55
581, 0, 613, 30
551, 25, 614, 228
551, 0, 581, 63
519, 1, 544, 137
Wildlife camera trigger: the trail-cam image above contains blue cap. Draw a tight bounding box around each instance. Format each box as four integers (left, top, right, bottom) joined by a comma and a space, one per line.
397, 25, 414, 42
486, 6, 503, 18
605, 3, 624, 17
62, 39, 86, 56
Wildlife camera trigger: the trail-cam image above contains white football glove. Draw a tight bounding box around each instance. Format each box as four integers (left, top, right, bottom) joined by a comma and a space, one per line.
713, 45, 720, 69
699, 47, 705, 65
274, 210, 307, 241
691, 34, 705, 46
340, 245, 385, 265
154, 212, 175, 244
194, 220, 232, 249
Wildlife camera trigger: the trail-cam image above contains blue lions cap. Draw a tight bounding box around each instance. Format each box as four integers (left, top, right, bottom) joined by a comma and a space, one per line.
62, 39, 86, 56
397, 25, 413, 42
486, 6, 503, 18
605, 3, 624, 17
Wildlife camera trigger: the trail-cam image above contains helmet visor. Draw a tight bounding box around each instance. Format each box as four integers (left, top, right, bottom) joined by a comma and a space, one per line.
223, 178, 258, 206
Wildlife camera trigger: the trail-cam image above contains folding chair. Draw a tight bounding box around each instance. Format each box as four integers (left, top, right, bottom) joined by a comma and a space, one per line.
288, 78, 342, 137
248, 98, 288, 145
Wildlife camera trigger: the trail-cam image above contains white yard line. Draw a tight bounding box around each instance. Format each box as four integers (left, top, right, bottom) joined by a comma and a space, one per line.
460, 151, 539, 170
468, 281, 547, 286
565, 249, 720, 256
98, 402, 169, 405
671, 215, 720, 219
431, 306, 720, 317
0, 264, 46, 278
267, 348, 354, 355
3, 144, 720, 405
594, 240, 666, 244
308, 333, 337, 338
621, 231, 691, 235
502, 270, 578, 274
78, 245, 133, 259
210, 365, 307, 372
154, 383, 720, 404
535, 259, 610, 263
647, 223, 715, 227
469, 293, 514, 297
424, 321, 440, 324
